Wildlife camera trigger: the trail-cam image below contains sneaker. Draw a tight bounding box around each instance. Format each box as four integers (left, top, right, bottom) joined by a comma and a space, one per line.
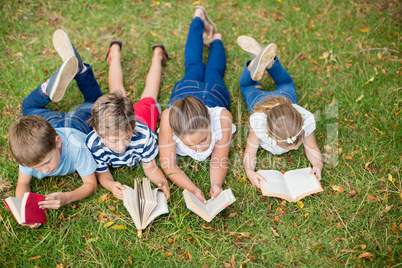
46, 56, 78, 102
237, 35, 263, 59
52, 29, 83, 73
248, 43, 277, 81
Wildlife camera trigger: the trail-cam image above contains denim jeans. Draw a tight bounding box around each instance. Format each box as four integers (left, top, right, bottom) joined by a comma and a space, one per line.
21, 64, 102, 134
239, 57, 297, 113
168, 17, 230, 109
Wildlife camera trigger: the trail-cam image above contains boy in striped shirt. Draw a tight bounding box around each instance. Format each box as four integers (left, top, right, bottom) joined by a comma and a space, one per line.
85, 41, 170, 200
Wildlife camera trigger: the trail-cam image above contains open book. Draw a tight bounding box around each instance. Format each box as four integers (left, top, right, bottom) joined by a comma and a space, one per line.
182, 188, 235, 222
122, 178, 168, 231
3, 192, 47, 224
258, 167, 323, 202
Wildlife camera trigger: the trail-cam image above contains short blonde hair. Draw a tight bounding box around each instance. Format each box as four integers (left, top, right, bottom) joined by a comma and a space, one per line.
169, 96, 210, 137
254, 96, 304, 148
8, 115, 58, 166
88, 93, 136, 138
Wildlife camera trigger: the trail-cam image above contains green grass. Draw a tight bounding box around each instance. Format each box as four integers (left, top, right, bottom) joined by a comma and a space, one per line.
0, 0, 401, 267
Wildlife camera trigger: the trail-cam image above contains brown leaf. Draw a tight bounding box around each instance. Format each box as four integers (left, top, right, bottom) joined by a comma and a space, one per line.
274, 216, 280, 222
167, 238, 174, 244
271, 227, 280, 237
109, 206, 116, 211
358, 252, 374, 260
231, 254, 236, 267
224, 263, 231, 268
347, 190, 357, 198
229, 212, 237, 218
360, 28, 369, 32
28, 256, 42, 260
332, 185, 344, 192
391, 222, 397, 233
98, 193, 108, 203
97, 213, 108, 222
165, 252, 173, 257
310, 60, 318, 65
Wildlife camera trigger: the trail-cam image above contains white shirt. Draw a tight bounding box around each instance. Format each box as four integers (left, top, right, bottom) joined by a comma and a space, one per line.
173, 107, 236, 161
249, 104, 316, 155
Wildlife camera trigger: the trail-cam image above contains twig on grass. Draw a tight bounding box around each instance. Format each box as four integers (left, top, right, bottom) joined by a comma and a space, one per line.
358, 48, 399, 53
330, 204, 354, 243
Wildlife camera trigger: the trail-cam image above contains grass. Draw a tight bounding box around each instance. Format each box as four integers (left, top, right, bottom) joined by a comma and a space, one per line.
0, 0, 401, 267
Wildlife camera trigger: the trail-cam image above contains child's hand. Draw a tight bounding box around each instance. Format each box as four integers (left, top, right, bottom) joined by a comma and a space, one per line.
310, 166, 322, 181
210, 184, 223, 200
38, 192, 68, 209
246, 171, 266, 189
193, 188, 207, 204
21, 223, 42, 229
108, 181, 125, 200
157, 180, 170, 201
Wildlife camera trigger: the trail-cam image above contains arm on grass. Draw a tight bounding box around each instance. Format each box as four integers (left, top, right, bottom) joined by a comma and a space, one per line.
39, 173, 98, 209
209, 109, 232, 199
15, 170, 33, 198
159, 109, 206, 203
303, 132, 323, 180
243, 129, 266, 189
142, 159, 170, 201
96, 169, 125, 200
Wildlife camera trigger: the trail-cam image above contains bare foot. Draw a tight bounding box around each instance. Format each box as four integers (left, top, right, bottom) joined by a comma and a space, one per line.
194, 8, 213, 38
152, 47, 164, 63
106, 44, 122, 65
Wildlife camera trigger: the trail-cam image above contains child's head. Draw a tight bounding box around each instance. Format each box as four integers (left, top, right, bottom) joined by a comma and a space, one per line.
8, 115, 62, 173
169, 96, 211, 152
254, 96, 304, 150
88, 93, 136, 154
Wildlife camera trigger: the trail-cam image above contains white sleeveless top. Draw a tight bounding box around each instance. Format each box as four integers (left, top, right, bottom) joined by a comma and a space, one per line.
249, 104, 316, 155
173, 107, 236, 161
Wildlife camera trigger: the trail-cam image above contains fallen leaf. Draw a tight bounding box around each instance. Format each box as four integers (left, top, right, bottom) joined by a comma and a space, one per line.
297, 201, 304, 208
192, 1, 201, 5
383, 205, 393, 213
97, 213, 107, 222
360, 28, 369, 32
358, 252, 374, 260
165, 252, 173, 257
310, 60, 318, 65
364, 161, 372, 169
111, 225, 127, 230
388, 174, 395, 183
355, 95, 364, 102
364, 76, 375, 85
98, 194, 108, 203
28, 256, 41, 260
274, 216, 280, 222
345, 155, 353, 160
109, 206, 116, 211
391, 222, 397, 233
231, 254, 236, 267
104, 221, 114, 228
202, 224, 212, 230
356, 244, 366, 250
229, 212, 237, 218
271, 227, 280, 237
224, 263, 231, 268
347, 190, 357, 198
277, 0, 282, 2
167, 238, 174, 244
332, 185, 344, 192
319, 52, 329, 59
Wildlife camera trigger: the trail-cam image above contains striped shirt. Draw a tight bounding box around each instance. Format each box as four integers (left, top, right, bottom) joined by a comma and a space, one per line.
86, 121, 158, 173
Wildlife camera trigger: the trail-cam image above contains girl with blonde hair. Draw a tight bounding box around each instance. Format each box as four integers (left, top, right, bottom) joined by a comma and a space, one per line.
237, 36, 323, 188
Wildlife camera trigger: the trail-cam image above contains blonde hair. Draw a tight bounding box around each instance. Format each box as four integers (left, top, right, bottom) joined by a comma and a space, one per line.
88, 93, 136, 138
169, 96, 210, 137
254, 96, 304, 148
8, 115, 58, 166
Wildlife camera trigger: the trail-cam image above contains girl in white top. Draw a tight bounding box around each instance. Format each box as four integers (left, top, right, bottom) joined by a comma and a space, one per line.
159, 7, 235, 204
237, 35, 323, 189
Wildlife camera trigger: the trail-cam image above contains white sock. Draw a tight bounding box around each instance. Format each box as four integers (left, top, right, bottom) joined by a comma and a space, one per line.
41, 80, 49, 95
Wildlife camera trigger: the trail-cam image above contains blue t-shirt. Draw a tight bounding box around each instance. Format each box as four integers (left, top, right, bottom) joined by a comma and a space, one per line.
19, 128, 97, 179
85, 120, 159, 173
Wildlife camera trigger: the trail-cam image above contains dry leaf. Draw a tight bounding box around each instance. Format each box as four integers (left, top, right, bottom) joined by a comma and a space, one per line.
104, 221, 114, 228
111, 224, 127, 230
97, 213, 107, 222
364, 76, 375, 85
388, 174, 395, 183
319, 52, 329, 59
332, 185, 344, 192
231, 254, 236, 267
356, 244, 366, 250
356, 95, 364, 102
224, 263, 231, 268
98, 193, 108, 203
274, 216, 280, 222
28, 255, 41, 260
391, 222, 397, 233
167, 238, 174, 244
358, 252, 374, 260
165, 252, 173, 257
229, 212, 237, 218
271, 227, 280, 237
109, 206, 116, 211
297, 201, 304, 208
202, 224, 212, 230
347, 190, 357, 198
360, 28, 369, 32
310, 60, 318, 65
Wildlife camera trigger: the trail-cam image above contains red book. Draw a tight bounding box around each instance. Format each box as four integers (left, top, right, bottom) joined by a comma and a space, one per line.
3, 192, 47, 224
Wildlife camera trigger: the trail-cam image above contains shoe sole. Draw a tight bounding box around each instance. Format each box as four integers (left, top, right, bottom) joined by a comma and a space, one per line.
196, 6, 218, 45
50, 56, 78, 102
53, 30, 76, 64
250, 44, 277, 81
237, 35, 262, 58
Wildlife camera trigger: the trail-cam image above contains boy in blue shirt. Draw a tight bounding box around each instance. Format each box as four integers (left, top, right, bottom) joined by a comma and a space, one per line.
8, 30, 102, 227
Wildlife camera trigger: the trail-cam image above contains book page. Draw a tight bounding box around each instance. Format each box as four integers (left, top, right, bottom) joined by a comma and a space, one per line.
140, 178, 157, 228
258, 170, 292, 199
4, 197, 23, 223
182, 190, 210, 219
144, 190, 169, 227
205, 189, 236, 219
284, 168, 323, 200
122, 185, 141, 230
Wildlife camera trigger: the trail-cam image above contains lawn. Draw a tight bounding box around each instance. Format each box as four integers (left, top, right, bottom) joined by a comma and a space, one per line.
0, 0, 400, 267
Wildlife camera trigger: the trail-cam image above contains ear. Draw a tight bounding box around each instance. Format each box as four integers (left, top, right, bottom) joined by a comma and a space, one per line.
55, 135, 62, 149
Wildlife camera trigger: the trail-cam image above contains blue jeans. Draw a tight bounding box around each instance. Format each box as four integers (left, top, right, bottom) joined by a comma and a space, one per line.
168, 17, 230, 109
21, 64, 102, 134
239, 57, 297, 113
